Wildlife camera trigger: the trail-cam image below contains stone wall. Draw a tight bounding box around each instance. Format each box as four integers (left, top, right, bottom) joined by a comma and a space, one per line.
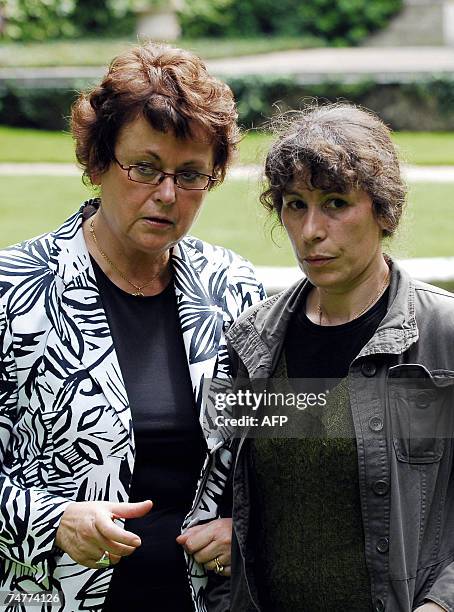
366, 0, 454, 46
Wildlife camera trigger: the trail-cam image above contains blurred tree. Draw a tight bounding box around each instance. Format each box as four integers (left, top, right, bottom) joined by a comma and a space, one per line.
0, 0, 163, 40
70, 0, 135, 37
1, 0, 77, 41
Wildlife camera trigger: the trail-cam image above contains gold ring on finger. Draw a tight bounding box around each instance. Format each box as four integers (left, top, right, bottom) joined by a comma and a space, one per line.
95, 551, 111, 569
213, 556, 224, 574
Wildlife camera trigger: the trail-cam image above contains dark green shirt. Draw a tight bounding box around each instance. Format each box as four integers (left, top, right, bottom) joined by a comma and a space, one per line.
252, 378, 372, 611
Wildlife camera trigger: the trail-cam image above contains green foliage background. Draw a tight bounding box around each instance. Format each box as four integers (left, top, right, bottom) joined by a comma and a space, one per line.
1, 0, 403, 44
0, 0, 146, 40
179, 0, 403, 45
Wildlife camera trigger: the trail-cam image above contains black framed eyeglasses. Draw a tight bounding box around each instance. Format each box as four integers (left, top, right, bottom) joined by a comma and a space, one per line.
113, 157, 217, 191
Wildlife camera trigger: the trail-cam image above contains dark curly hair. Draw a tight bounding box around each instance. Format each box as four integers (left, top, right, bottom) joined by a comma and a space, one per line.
71, 42, 240, 187
260, 103, 407, 236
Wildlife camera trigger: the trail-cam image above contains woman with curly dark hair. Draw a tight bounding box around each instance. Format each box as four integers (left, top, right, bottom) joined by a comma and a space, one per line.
226, 103, 454, 612
0, 42, 264, 611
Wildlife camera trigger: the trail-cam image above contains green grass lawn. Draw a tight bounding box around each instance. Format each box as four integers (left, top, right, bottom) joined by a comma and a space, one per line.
0, 126, 76, 163
0, 176, 452, 264
393, 132, 454, 166
2, 126, 454, 166
0, 36, 322, 68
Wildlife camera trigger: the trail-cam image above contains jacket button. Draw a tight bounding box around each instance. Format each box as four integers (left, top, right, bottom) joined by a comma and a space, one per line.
416, 390, 434, 409
372, 479, 389, 496
376, 537, 389, 553
369, 416, 383, 432
375, 598, 385, 612
361, 361, 377, 377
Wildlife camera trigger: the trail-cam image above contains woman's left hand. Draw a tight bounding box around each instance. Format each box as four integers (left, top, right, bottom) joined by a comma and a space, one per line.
176, 518, 232, 577
414, 603, 447, 612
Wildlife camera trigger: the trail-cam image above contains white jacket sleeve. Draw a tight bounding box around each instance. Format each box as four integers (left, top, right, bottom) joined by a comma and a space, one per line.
0, 298, 72, 573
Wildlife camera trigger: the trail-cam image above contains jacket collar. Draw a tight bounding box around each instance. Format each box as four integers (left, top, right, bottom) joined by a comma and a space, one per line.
227, 259, 419, 378
357, 259, 419, 358
51, 203, 223, 440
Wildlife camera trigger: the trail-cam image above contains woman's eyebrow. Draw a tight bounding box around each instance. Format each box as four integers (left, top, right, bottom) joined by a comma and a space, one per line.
137, 151, 208, 170
175, 161, 208, 170
139, 151, 160, 162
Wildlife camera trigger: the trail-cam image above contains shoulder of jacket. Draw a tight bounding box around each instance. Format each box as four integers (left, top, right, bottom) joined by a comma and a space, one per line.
413, 279, 454, 329
230, 291, 282, 329
181, 235, 253, 271
0, 230, 61, 314
413, 280, 454, 310
0, 207, 82, 268
0, 231, 54, 271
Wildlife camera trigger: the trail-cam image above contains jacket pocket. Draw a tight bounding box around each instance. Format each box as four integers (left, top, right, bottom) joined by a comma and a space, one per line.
388, 364, 454, 464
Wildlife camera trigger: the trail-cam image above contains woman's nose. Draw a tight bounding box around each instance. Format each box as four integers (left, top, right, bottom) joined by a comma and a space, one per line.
154, 175, 177, 205
301, 208, 326, 243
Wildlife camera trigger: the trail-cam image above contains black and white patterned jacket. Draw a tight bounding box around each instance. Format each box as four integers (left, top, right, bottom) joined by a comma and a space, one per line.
0, 204, 265, 611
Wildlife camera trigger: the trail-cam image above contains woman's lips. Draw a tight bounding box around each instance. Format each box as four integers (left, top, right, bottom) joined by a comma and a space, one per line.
304, 256, 335, 267
143, 216, 173, 227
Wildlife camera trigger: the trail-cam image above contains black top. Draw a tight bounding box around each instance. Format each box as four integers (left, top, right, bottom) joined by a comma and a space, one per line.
284, 287, 389, 380
91, 259, 206, 612
251, 287, 388, 611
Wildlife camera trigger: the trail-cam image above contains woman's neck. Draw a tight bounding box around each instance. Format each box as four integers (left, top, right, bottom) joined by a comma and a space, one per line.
83, 211, 172, 297
306, 257, 390, 326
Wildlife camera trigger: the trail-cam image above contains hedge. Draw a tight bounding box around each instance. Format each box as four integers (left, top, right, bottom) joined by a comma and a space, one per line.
0, 0, 145, 41
3, 0, 403, 46
228, 75, 454, 131
179, 0, 403, 45
1, 75, 453, 132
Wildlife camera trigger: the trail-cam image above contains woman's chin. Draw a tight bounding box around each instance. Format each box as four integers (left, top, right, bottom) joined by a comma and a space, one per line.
300, 264, 337, 288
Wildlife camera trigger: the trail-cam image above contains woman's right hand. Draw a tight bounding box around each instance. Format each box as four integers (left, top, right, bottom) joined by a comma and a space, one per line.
55, 500, 153, 569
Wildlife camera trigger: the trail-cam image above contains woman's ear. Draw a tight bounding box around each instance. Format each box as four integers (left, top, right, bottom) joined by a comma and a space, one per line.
377, 214, 392, 235
91, 172, 101, 186
371, 201, 392, 236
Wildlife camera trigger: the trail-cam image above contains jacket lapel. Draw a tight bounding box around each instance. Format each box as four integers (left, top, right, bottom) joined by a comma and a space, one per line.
51, 209, 131, 437
172, 239, 225, 442
51, 214, 228, 443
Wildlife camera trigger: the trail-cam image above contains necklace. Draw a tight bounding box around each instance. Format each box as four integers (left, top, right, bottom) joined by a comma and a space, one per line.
89, 218, 165, 296
317, 268, 390, 326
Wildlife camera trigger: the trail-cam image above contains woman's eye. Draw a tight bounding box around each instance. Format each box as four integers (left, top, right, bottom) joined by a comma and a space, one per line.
136, 164, 159, 176
326, 197, 347, 210
285, 199, 306, 211
178, 171, 200, 182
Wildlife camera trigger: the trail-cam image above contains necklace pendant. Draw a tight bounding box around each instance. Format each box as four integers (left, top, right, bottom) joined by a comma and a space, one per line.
132, 290, 144, 297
